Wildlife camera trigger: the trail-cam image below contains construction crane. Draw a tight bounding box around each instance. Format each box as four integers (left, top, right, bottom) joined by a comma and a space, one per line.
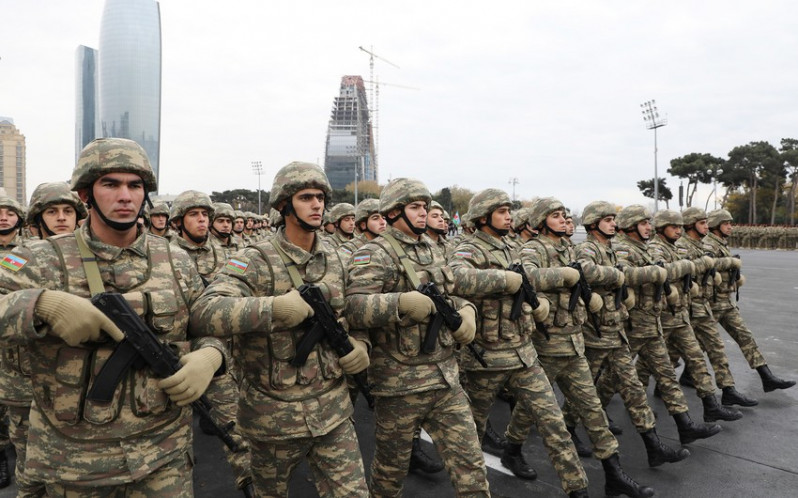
363, 78, 419, 175
358, 46, 401, 175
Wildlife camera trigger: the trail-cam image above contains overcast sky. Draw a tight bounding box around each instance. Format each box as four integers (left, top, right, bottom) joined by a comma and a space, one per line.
2, 0, 797, 213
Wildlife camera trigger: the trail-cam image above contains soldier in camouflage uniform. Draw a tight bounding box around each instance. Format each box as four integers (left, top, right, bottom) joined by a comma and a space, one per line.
605, 205, 723, 446
148, 201, 173, 239
426, 200, 453, 257
26, 182, 86, 241
232, 210, 248, 245
326, 203, 356, 248
522, 197, 653, 498
559, 201, 689, 468
675, 207, 759, 408
0, 196, 26, 489
210, 202, 241, 260
0, 138, 228, 495
338, 198, 384, 263
242, 212, 258, 242
449, 189, 590, 497
637, 210, 743, 423
344, 178, 488, 496
704, 209, 795, 393
190, 161, 370, 497
563, 208, 575, 245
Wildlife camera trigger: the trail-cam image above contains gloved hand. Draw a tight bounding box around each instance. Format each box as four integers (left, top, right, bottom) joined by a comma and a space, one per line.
272, 290, 314, 329
398, 291, 436, 322
614, 270, 625, 288
700, 255, 715, 273
158, 347, 222, 406
452, 306, 476, 344
504, 271, 523, 294
532, 297, 550, 322
623, 288, 636, 310
666, 289, 680, 306
714, 271, 723, 286
651, 266, 669, 284
35, 290, 124, 346
731, 257, 742, 270
588, 292, 603, 313
339, 337, 369, 374
736, 275, 746, 288
560, 267, 580, 287
690, 282, 700, 297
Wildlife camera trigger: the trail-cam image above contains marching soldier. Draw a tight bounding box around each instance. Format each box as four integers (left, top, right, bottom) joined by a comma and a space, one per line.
426, 200, 453, 257
338, 198, 385, 262
210, 202, 241, 260
326, 203, 356, 247
148, 201, 173, 239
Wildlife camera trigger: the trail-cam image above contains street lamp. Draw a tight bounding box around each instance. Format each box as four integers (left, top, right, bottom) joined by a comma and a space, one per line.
251, 161, 263, 215
705, 166, 724, 210
640, 100, 667, 213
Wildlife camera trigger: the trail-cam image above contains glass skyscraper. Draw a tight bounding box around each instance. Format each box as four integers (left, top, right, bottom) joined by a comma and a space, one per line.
75, 45, 98, 165
76, 0, 162, 188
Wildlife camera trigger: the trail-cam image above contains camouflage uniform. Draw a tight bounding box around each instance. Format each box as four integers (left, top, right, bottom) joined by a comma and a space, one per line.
171, 191, 227, 283
326, 203, 356, 248
189, 162, 368, 497
0, 138, 226, 495
210, 202, 242, 260
346, 178, 489, 497
148, 201, 176, 240
450, 191, 588, 494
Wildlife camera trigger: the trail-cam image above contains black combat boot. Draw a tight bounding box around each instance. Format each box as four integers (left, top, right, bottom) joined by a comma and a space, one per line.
702, 394, 743, 422
640, 428, 690, 467
721, 386, 759, 407
481, 420, 508, 457
0, 450, 9, 489
567, 425, 592, 457
501, 442, 537, 480
757, 365, 796, 392
569, 489, 589, 498
601, 453, 654, 498
409, 437, 444, 473
240, 479, 255, 498
606, 413, 623, 435
679, 369, 695, 388
673, 411, 721, 444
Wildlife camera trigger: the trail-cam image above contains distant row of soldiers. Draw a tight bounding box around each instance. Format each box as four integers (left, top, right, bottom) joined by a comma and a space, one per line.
726, 224, 798, 250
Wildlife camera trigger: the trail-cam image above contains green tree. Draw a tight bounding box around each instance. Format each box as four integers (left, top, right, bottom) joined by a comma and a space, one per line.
725, 141, 780, 224
636, 178, 673, 208
780, 138, 798, 225
668, 153, 725, 207
210, 189, 269, 214
449, 185, 475, 219
433, 187, 454, 213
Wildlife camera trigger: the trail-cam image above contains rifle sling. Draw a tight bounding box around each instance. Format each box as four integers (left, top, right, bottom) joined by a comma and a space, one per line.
269, 240, 306, 289
74, 229, 106, 297
381, 233, 424, 289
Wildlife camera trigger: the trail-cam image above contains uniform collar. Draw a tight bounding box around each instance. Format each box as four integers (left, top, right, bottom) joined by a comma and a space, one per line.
274, 226, 319, 265
384, 225, 429, 247
474, 229, 507, 250
174, 235, 211, 253
81, 222, 147, 260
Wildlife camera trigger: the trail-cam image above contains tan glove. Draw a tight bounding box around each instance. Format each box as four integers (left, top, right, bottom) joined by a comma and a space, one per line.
666, 289, 680, 306
690, 282, 700, 297
713, 271, 723, 286
504, 271, 523, 294
35, 290, 124, 346
398, 291, 436, 322
339, 337, 369, 374
452, 306, 476, 344
652, 266, 669, 284
158, 347, 222, 406
730, 257, 742, 270
623, 288, 636, 310
614, 270, 625, 288
700, 255, 715, 273
272, 289, 314, 329
532, 297, 550, 322
588, 292, 603, 313
560, 267, 580, 287
736, 275, 746, 288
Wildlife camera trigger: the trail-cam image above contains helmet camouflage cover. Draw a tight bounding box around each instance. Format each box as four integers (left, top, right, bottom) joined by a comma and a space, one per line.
512, 207, 531, 230
328, 202, 356, 223
616, 204, 652, 230
707, 208, 733, 228
269, 207, 284, 227
653, 209, 683, 229
466, 188, 512, 223
71, 138, 157, 192
27, 182, 87, 223
149, 201, 170, 217
681, 207, 708, 226
270, 161, 332, 210
170, 190, 214, 221
355, 198, 380, 223
0, 196, 24, 220
212, 202, 235, 221
582, 201, 617, 227
527, 197, 565, 229
379, 178, 431, 215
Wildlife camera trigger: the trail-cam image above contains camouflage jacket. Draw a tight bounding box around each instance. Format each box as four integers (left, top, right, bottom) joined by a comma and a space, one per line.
675, 235, 715, 319
328, 230, 354, 248
0, 232, 33, 406
703, 232, 742, 311
522, 235, 586, 356
574, 234, 629, 349
189, 227, 360, 441
172, 235, 226, 284
210, 232, 241, 261
448, 230, 538, 370
338, 233, 368, 263
0, 223, 222, 486
648, 236, 695, 328
613, 233, 665, 338
345, 226, 470, 396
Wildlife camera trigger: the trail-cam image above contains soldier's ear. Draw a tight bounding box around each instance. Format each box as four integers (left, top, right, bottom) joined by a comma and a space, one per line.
77, 189, 90, 204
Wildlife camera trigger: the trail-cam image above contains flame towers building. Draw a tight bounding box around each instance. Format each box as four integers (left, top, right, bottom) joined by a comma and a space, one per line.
324, 76, 376, 190
76, 0, 162, 188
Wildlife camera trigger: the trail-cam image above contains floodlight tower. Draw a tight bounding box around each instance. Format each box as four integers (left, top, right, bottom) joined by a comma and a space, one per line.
640, 100, 667, 212
252, 161, 263, 215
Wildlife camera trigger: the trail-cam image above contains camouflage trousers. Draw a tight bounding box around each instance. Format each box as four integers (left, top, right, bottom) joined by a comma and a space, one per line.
687, 315, 735, 389
43, 451, 193, 497
0, 405, 8, 451
249, 418, 368, 498
562, 346, 655, 433
370, 387, 489, 497
639, 324, 715, 399
712, 306, 766, 369
610, 334, 688, 415
537, 354, 619, 460
8, 404, 45, 498
202, 371, 251, 490
464, 361, 588, 493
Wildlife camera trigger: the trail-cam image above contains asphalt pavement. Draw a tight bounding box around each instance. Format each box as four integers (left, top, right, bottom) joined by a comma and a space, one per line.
1, 245, 796, 497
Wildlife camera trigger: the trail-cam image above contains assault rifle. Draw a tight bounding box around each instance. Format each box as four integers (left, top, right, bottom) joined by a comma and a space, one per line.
654, 261, 676, 315
291, 284, 375, 409
86, 292, 242, 453
507, 263, 549, 340
418, 281, 487, 368
730, 254, 742, 302
567, 262, 601, 336
614, 264, 629, 311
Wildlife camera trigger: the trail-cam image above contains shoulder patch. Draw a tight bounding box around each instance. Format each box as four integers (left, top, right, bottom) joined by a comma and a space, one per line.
339, 247, 353, 255
453, 250, 473, 259
615, 250, 629, 256
676, 247, 689, 254
582, 247, 596, 257
225, 258, 248, 274
352, 254, 371, 265
0, 254, 27, 272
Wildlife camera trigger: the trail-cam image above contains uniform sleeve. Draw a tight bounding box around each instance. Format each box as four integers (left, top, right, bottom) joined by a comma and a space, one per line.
575, 242, 623, 288
345, 246, 403, 329
448, 242, 509, 297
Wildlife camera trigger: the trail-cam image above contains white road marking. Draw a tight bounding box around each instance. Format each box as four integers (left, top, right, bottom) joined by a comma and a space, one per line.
420, 429, 515, 476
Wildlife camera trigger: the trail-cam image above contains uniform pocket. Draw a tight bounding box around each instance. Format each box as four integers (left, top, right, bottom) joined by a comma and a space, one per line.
479, 300, 501, 343
83, 347, 124, 424
397, 323, 423, 357
268, 331, 298, 389
53, 347, 91, 424
147, 290, 179, 333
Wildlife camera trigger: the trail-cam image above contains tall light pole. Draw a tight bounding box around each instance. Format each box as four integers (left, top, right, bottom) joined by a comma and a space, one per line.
251, 161, 263, 215
508, 177, 519, 202
640, 100, 667, 212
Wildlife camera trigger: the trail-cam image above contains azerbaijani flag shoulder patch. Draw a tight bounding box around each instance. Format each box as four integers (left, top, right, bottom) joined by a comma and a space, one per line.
0, 253, 27, 272
225, 258, 248, 274
453, 250, 473, 259
340, 247, 353, 255
582, 247, 597, 257
352, 254, 371, 266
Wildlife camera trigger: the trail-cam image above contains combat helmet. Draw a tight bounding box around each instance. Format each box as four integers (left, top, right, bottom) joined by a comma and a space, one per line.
582, 201, 617, 227
170, 190, 215, 222
466, 189, 511, 223
681, 207, 708, 227
512, 207, 531, 231
616, 205, 652, 231
27, 182, 87, 229
328, 203, 356, 224
212, 202, 235, 221
527, 197, 565, 230
0, 197, 24, 234
270, 161, 332, 210
355, 198, 381, 224
379, 178, 431, 216
269, 207, 284, 228
707, 209, 733, 229
71, 138, 157, 192
653, 209, 683, 229
149, 201, 170, 218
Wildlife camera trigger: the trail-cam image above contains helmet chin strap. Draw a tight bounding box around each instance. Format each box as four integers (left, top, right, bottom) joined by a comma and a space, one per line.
399, 207, 427, 235
212, 227, 232, 240
179, 222, 209, 245
657, 228, 678, 245
35, 214, 58, 238
541, 221, 566, 238
0, 225, 19, 236
281, 201, 319, 232
87, 191, 149, 232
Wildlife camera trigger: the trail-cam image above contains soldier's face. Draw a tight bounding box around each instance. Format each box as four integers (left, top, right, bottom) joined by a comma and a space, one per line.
183, 207, 210, 238
0, 208, 19, 230
720, 221, 733, 237
324, 222, 336, 234
246, 218, 255, 229
366, 213, 386, 234
213, 216, 232, 234
428, 209, 446, 231
598, 215, 616, 236
41, 204, 77, 235
150, 214, 168, 230
545, 209, 567, 233
662, 224, 682, 240
491, 206, 512, 231
234, 218, 245, 232
87, 172, 145, 225
338, 215, 355, 235
694, 219, 709, 236
291, 188, 325, 228
565, 218, 575, 236
390, 201, 427, 235
636, 219, 652, 240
